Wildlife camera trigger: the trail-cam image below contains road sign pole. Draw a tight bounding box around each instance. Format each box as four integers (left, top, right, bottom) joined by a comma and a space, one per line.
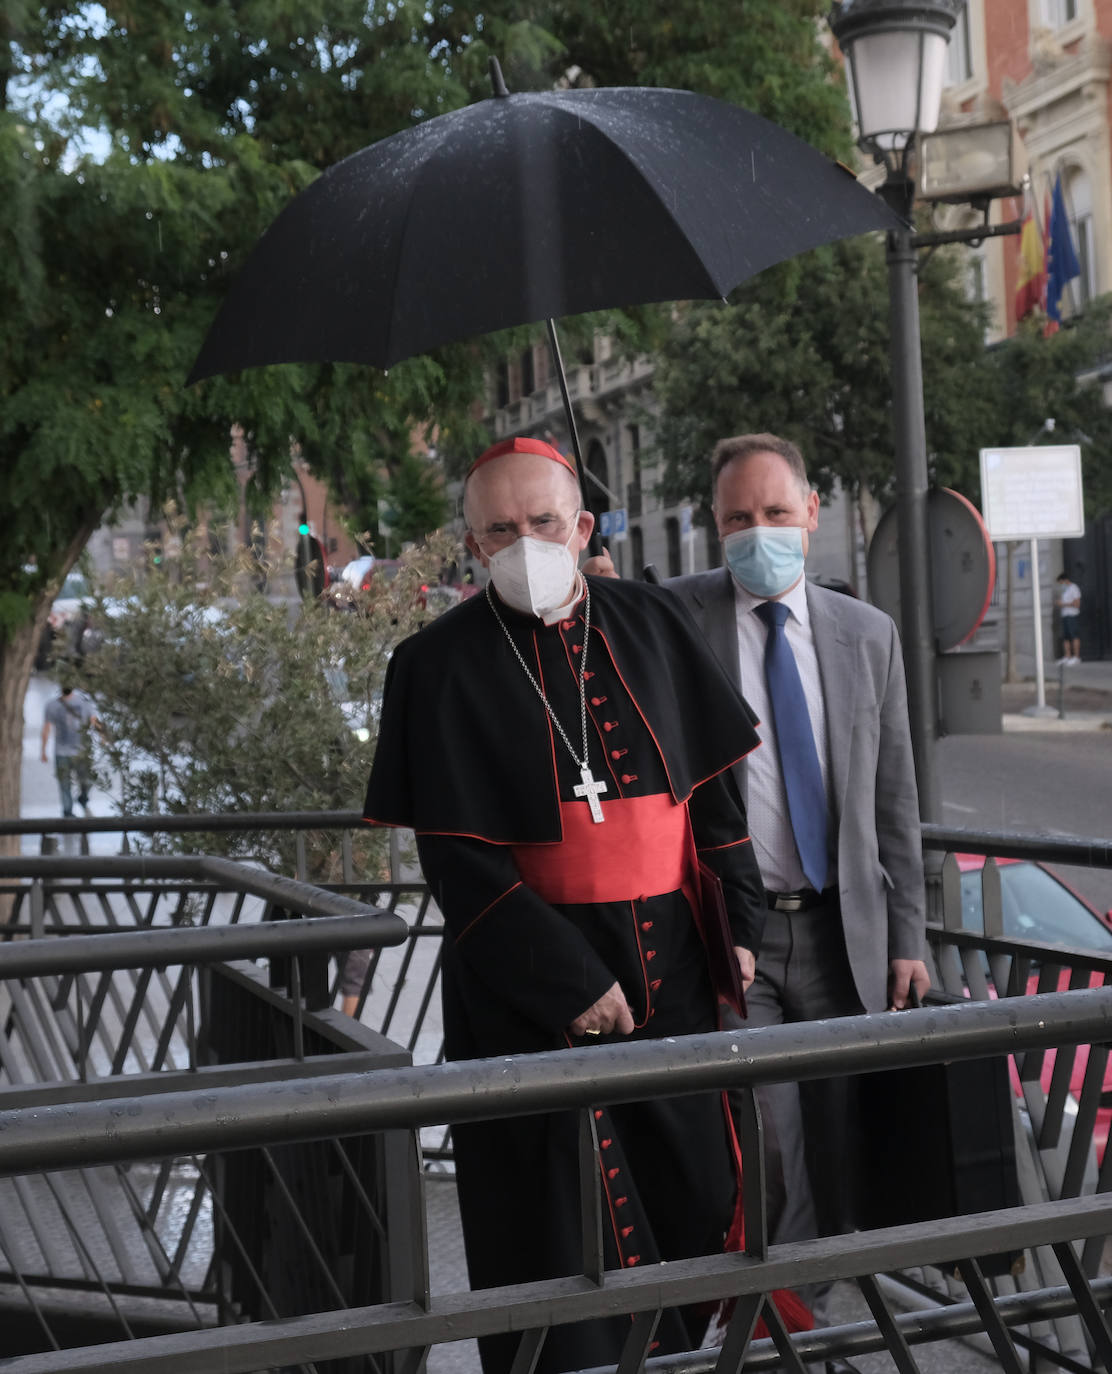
1030, 537, 1051, 713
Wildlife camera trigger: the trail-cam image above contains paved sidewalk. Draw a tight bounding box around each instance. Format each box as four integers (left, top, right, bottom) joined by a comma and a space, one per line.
1002, 657, 1112, 732
19, 673, 120, 854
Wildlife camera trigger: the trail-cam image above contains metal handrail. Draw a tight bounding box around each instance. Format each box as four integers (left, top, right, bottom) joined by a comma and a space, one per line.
0, 854, 384, 920
0, 987, 1108, 1176
0, 913, 404, 979
0, 809, 364, 837
922, 823, 1112, 868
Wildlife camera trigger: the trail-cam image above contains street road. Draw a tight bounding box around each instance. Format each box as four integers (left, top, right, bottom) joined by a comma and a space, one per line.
938, 730, 1112, 915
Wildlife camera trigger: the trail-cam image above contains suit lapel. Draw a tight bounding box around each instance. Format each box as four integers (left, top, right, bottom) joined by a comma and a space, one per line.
807, 583, 853, 821
695, 569, 743, 690
692, 570, 752, 806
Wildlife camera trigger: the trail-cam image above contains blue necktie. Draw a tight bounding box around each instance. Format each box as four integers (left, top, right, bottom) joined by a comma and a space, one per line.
754, 600, 828, 891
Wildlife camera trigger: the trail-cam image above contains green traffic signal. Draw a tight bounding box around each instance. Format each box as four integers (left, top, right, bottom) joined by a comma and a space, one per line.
298, 521, 310, 536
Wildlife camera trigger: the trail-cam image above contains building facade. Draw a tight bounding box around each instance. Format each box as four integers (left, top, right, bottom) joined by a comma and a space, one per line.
941, 0, 1112, 661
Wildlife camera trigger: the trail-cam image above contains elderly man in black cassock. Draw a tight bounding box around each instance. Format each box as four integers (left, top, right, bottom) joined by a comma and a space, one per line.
364, 436, 809, 1374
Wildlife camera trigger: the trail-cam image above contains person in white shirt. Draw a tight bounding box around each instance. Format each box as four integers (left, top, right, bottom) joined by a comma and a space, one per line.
1055, 572, 1082, 664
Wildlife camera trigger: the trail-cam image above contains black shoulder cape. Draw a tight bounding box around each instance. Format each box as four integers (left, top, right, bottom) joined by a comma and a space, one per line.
363, 575, 759, 844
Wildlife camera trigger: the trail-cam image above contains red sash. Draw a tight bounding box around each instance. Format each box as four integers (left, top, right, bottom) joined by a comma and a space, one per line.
510, 793, 687, 905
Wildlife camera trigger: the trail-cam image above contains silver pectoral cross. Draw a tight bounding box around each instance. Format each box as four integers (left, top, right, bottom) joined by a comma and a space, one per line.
574, 767, 608, 824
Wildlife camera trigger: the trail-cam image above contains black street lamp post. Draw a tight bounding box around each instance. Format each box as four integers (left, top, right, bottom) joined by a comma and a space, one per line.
828, 0, 1023, 824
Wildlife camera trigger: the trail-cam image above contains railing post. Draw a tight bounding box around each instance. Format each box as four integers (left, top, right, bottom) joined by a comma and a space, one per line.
29, 878, 45, 940
734, 1089, 768, 1261
384, 1129, 431, 1311
578, 1107, 605, 1286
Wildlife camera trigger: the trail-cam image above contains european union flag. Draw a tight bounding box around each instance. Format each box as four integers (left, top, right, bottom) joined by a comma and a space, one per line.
1046, 173, 1081, 331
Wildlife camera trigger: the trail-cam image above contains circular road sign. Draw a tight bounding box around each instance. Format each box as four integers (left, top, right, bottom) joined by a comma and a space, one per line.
866, 488, 996, 652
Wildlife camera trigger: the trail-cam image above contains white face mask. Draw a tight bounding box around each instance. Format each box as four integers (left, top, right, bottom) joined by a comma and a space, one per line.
487, 517, 581, 618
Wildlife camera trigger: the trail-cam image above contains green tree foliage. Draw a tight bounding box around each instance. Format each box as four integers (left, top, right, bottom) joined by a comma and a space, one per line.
446, 0, 852, 155
652, 236, 1112, 525
1, 1, 488, 827
66, 525, 460, 875
652, 239, 991, 517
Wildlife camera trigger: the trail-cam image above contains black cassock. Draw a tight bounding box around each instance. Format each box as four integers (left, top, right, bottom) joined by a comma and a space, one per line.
365, 577, 771, 1374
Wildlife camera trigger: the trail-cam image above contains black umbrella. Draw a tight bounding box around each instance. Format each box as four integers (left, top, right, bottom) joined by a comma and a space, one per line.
189, 61, 903, 510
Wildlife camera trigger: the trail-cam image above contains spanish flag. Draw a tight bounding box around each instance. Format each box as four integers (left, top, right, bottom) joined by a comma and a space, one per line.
1014, 186, 1045, 322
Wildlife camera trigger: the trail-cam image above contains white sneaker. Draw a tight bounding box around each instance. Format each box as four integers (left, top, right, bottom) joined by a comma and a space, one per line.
1056, 656, 1070, 666
1069, 656, 1081, 665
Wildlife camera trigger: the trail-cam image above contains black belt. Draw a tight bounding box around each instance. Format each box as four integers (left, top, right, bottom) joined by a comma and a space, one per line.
766, 888, 835, 913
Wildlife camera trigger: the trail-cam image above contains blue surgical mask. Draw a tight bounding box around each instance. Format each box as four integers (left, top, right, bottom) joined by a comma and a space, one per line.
722, 526, 805, 598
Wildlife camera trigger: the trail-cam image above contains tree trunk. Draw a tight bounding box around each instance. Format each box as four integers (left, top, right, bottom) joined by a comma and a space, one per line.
0, 615, 43, 828
0, 615, 42, 922
0, 525, 98, 874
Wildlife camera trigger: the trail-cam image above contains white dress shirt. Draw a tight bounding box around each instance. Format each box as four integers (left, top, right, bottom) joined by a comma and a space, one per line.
732, 576, 834, 894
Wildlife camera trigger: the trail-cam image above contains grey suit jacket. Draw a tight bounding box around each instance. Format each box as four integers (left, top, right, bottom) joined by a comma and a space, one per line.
667, 567, 925, 1013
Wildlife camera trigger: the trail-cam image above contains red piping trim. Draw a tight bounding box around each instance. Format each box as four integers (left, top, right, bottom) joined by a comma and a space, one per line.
456, 882, 523, 942
629, 900, 651, 1028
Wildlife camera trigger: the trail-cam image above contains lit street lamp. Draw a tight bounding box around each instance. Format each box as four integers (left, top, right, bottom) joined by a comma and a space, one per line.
828, 0, 1024, 824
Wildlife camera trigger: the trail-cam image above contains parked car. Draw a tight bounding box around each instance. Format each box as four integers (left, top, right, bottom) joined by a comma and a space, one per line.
954, 854, 1112, 952
326, 556, 466, 615
36, 570, 93, 667
955, 853, 1112, 1162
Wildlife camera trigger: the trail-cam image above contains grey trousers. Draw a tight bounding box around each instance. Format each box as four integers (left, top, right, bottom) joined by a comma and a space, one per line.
738, 898, 864, 1318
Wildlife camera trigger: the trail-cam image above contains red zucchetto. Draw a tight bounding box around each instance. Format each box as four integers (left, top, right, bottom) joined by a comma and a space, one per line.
467, 435, 576, 477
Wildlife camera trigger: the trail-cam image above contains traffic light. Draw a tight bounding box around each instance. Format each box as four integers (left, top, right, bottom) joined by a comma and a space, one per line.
295, 533, 326, 599
298, 516, 311, 537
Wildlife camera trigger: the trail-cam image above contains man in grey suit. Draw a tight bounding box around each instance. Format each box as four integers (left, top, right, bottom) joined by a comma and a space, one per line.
667, 433, 928, 1352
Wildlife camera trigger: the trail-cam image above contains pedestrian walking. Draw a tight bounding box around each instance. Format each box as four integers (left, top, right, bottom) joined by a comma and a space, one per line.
41, 684, 101, 817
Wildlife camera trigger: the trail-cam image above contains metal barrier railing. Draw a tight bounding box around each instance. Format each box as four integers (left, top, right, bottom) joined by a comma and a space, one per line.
0, 853, 415, 1370
3, 814, 1112, 1370
1, 991, 1112, 1374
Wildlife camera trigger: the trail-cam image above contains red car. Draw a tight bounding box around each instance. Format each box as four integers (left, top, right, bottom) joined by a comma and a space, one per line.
955, 854, 1112, 1161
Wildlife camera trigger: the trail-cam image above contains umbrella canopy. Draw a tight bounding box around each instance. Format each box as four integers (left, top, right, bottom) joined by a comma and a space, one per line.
188, 82, 903, 383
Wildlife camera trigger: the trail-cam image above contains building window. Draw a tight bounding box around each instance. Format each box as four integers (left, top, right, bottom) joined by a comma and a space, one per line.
665, 516, 681, 578
969, 255, 985, 301
1041, 0, 1077, 26
706, 525, 721, 570
587, 440, 609, 515
1075, 216, 1094, 305
520, 347, 535, 396
1066, 168, 1095, 305
496, 360, 510, 410
630, 525, 644, 579
627, 424, 643, 516
945, 3, 972, 85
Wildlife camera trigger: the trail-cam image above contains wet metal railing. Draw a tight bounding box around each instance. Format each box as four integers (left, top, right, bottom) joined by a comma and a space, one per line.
0, 853, 413, 1370
1, 991, 1112, 1373
4, 815, 1112, 1370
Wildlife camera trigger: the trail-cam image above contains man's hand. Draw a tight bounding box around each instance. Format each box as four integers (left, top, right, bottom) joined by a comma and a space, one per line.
569, 980, 634, 1037
887, 958, 930, 1010
733, 945, 756, 992
582, 547, 618, 578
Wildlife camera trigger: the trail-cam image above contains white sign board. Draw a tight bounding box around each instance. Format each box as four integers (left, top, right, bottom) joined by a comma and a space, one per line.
978, 445, 1084, 541
599, 508, 629, 543
680, 504, 693, 536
